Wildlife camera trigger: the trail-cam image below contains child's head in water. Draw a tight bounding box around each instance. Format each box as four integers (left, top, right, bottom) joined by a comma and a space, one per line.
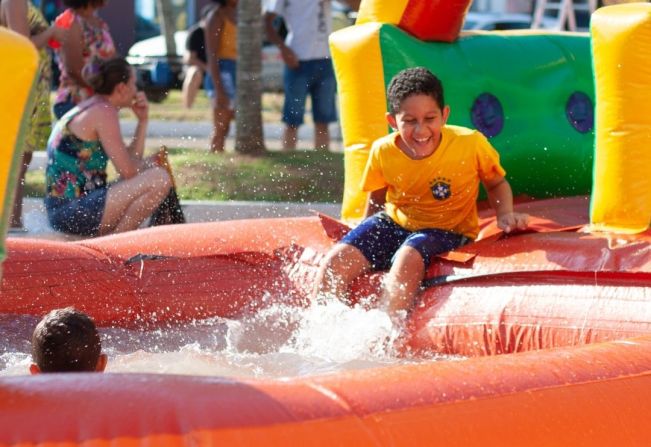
30, 307, 107, 374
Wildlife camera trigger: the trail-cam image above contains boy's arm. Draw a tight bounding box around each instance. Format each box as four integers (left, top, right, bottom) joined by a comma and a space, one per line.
364, 187, 387, 218
483, 176, 529, 233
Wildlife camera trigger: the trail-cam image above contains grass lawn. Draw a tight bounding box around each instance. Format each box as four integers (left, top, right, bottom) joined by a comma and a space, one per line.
34, 91, 342, 202
26, 148, 344, 203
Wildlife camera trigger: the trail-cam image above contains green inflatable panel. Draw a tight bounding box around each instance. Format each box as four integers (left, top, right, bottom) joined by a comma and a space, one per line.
379, 26, 595, 199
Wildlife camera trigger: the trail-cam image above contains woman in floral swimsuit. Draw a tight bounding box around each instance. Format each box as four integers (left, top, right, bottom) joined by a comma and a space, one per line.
46, 57, 172, 236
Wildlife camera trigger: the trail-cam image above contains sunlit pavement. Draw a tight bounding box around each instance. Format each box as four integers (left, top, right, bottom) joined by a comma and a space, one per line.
13, 198, 341, 241
121, 120, 343, 152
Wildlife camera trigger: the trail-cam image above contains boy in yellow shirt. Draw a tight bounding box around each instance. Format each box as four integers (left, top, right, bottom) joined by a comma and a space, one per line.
314, 67, 529, 323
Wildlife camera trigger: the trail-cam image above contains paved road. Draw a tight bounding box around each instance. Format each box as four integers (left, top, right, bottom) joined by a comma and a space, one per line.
123, 120, 343, 152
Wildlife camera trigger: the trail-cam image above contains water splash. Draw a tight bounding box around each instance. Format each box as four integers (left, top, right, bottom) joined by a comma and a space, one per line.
0, 296, 444, 378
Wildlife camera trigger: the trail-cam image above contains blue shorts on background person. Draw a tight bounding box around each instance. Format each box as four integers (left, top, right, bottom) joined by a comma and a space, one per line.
203, 59, 237, 106
283, 59, 337, 127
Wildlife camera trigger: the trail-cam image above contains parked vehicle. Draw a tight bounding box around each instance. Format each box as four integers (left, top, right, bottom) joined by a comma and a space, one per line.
127, 1, 356, 103
127, 31, 284, 103
463, 12, 557, 30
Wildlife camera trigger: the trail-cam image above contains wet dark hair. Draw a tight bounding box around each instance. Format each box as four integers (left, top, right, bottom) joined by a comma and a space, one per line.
63, 0, 106, 8
32, 307, 102, 373
83, 57, 131, 95
387, 67, 445, 114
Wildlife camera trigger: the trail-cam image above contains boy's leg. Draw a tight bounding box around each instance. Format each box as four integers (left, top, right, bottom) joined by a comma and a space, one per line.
314, 213, 409, 303
384, 229, 467, 320
384, 247, 426, 320
313, 243, 371, 303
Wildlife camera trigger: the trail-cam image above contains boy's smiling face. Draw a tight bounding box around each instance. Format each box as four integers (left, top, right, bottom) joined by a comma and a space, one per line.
387, 94, 450, 159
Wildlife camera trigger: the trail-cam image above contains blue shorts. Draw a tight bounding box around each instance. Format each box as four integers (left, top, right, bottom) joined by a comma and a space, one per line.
44, 187, 108, 236
341, 212, 468, 270
283, 58, 337, 127
204, 59, 236, 106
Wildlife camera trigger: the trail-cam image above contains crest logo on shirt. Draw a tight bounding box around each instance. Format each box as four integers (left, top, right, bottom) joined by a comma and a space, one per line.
430, 177, 451, 201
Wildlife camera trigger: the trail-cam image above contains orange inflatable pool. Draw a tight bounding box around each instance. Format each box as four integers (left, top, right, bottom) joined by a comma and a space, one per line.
1, 196, 651, 446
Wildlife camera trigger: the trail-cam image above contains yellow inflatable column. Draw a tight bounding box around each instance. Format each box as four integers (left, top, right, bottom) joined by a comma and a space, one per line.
0, 29, 38, 274
330, 23, 387, 222
590, 4, 651, 233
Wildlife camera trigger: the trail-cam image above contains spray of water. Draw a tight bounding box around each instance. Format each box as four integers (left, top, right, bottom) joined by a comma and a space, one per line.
0, 294, 440, 378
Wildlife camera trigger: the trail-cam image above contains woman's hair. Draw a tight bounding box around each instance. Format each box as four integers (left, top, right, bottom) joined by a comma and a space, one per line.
62, 0, 106, 8
83, 57, 132, 95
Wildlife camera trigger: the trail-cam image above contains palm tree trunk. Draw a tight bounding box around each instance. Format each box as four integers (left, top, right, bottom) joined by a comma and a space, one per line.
235, 0, 266, 154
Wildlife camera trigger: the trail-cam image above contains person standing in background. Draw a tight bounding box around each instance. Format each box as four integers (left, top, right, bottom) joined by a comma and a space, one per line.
52, 0, 115, 120
181, 4, 215, 109
263, 0, 360, 152
204, 0, 237, 153
0, 0, 66, 232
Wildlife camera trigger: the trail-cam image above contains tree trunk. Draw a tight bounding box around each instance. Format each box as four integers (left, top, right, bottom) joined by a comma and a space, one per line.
235, 0, 266, 155
156, 0, 177, 59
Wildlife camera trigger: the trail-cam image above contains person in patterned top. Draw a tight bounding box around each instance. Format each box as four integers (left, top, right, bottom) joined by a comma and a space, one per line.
45, 57, 173, 236
52, 0, 115, 119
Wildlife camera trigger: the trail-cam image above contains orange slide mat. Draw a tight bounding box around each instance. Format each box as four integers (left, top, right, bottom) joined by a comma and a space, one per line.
1, 196, 651, 446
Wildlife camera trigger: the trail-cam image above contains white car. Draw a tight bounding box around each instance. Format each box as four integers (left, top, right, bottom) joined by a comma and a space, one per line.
127, 30, 284, 102
463, 12, 558, 31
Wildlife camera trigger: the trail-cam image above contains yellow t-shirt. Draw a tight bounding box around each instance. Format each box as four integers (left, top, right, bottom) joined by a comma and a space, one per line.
361, 125, 506, 239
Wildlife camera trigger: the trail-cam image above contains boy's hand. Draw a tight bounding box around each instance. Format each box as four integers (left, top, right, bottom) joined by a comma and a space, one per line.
497, 212, 529, 234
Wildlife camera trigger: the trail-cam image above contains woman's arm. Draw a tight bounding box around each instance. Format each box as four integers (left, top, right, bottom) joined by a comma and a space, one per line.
264, 11, 299, 69
91, 106, 145, 179
30, 23, 66, 50
126, 92, 149, 161
3, 0, 67, 49
3, 0, 29, 36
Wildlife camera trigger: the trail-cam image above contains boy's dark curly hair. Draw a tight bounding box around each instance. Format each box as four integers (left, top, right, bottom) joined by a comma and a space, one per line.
387, 67, 445, 114
32, 307, 102, 373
